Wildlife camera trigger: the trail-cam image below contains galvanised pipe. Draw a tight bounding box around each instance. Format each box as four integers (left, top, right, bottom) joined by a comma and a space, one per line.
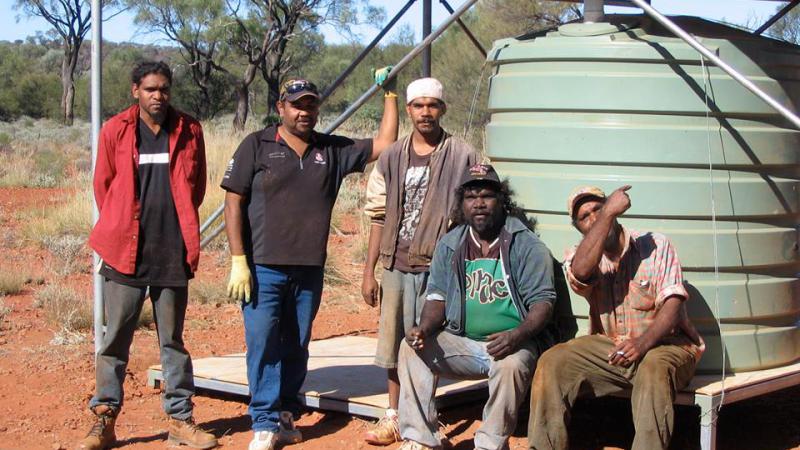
91, 0, 104, 354
320, 0, 417, 102
630, 0, 800, 130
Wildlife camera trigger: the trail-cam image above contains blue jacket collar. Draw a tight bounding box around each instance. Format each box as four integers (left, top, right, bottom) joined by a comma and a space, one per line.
441, 216, 530, 250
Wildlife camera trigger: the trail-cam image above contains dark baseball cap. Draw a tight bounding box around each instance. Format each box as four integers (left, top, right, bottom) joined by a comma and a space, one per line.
460, 163, 502, 189
279, 78, 320, 102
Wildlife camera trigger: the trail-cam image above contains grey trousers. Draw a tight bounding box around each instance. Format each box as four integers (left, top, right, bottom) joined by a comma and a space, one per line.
398, 330, 540, 450
89, 279, 195, 419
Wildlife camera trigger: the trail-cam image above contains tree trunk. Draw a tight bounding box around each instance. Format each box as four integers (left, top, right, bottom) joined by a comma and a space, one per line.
60, 55, 75, 126
233, 83, 249, 131
232, 63, 259, 131
60, 42, 79, 126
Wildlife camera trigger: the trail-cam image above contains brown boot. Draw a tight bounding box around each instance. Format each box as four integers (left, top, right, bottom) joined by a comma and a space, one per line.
76, 405, 117, 450
167, 417, 218, 449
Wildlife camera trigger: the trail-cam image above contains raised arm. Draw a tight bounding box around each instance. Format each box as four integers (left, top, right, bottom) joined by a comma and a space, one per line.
571, 185, 631, 282
369, 66, 399, 162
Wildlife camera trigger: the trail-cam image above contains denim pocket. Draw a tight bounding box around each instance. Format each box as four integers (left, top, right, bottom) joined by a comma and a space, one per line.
628, 280, 656, 311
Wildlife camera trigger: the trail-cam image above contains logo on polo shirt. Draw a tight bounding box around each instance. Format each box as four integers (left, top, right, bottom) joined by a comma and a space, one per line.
223, 158, 234, 179
314, 152, 326, 165
268, 151, 286, 159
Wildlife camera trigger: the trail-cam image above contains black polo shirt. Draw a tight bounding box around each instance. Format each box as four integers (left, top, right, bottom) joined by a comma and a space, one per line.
221, 125, 372, 266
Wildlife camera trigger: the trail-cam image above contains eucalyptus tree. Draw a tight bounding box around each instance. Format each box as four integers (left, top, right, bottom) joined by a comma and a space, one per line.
225, 0, 384, 129
14, 0, 123, 125
130, 0, 232, 119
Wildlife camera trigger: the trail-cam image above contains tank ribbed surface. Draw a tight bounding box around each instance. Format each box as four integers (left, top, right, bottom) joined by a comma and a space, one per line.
486, 15, 800, 373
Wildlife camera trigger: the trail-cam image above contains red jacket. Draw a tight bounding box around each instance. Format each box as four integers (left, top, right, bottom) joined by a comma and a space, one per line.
89, 104, 206, 275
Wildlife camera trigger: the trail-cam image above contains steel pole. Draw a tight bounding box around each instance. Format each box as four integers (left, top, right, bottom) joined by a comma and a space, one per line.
754, 0, 800, 35
584, 0, 605, 23
629, 0, 800, 130
91, 0, 103, 354
422, 0, 432, 77
325, 0, 481, 133
439, 0, 486, 57
321, 0, 416, 101
200, 203, 224, 234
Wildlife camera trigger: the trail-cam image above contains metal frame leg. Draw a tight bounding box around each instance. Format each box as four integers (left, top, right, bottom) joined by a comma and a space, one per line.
695, 394, 721, 450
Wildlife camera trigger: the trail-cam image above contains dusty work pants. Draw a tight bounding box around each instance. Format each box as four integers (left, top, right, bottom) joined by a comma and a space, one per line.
527, 334, 696, 450
374, 269, 428, 369
399, 330, 540, 450
90, 279, 194, 419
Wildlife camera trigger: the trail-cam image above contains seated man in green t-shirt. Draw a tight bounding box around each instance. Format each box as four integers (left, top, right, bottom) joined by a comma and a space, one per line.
396, 164, 558, 450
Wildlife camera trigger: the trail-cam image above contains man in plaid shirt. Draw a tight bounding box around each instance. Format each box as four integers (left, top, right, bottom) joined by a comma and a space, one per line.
527, 185, 704, 450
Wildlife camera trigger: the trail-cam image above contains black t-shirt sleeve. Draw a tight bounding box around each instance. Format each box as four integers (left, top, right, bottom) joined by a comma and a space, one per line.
221, 132, 259, 195
334, 137, 373, 178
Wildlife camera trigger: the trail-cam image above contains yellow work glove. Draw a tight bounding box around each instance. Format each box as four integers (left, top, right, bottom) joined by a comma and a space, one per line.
373, 65, 397, 98
227, 255, 252, 303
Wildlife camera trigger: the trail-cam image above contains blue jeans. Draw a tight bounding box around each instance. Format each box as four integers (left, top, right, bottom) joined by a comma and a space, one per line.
244, 264, 324, 432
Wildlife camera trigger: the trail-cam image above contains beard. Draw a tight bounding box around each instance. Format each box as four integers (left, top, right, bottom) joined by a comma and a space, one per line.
467, 207, 504, 235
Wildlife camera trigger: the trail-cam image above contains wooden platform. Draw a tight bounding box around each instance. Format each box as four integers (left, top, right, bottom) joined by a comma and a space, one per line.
149, 336, 800, 450
611, 360, 800, 450
147, 336, 487, 419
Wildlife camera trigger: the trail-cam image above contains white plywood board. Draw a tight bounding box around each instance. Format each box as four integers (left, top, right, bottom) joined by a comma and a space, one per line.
148, 336, 487, 419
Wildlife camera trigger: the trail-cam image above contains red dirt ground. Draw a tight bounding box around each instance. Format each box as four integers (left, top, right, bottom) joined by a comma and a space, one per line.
1, 187, 799, 450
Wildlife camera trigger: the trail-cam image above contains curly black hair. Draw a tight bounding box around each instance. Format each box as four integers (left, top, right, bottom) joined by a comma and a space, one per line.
449, 179, 537, 232
131, 60, 172, 86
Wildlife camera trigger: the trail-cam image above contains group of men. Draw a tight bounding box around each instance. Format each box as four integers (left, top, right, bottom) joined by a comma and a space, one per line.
80, 59, 705, 450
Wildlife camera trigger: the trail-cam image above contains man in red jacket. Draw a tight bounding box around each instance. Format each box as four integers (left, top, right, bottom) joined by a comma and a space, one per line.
79, 61, 216, 450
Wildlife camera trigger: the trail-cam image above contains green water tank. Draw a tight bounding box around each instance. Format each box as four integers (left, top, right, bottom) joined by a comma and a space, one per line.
486, 15, 800, 373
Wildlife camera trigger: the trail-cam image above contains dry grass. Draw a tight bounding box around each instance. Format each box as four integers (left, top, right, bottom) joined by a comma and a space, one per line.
0, 296, 12, 325
34, 284, 93, 332
22, 182, 92, 244
0, 118, 90, 188
189, 279, 233, 305
43, 234, 90, 275
33, 284, 154, 334
0, 268, 26, 296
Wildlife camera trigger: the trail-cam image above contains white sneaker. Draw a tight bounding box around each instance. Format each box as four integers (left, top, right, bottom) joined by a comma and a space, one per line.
248, 430, 277, 450
277, 411, 303, 444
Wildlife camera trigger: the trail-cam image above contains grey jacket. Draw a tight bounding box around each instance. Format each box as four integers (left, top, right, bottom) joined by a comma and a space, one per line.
426, 216, 558, 348
363, 130, 480, 269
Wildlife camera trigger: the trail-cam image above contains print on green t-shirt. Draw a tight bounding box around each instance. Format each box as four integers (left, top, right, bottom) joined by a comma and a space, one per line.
464, 257, 522, 340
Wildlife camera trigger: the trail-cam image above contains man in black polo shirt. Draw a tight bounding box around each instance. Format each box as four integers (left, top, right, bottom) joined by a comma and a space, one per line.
221, 72, 398, 450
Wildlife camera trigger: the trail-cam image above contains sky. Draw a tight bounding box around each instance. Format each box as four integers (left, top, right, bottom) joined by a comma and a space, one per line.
0, 0, 787, 46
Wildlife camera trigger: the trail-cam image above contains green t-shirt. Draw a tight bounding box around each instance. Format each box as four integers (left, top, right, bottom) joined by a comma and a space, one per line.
463, 229, 522, 340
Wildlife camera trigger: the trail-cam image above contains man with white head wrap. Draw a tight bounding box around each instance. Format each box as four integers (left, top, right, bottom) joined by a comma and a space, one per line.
361, 78, 481, 445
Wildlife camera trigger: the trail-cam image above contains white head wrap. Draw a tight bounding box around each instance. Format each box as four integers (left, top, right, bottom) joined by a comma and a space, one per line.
406, 77, 444, 104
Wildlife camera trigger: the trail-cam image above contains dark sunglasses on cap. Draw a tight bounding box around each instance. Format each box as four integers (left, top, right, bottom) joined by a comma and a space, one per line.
280, 79, 319, 100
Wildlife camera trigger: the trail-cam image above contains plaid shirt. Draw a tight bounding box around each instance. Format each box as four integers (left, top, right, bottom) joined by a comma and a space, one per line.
564, 227, 704, 360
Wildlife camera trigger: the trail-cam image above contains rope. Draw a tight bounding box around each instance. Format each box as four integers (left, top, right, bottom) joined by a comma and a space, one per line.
700, 54, 727, 418
464, 61, 488, 146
